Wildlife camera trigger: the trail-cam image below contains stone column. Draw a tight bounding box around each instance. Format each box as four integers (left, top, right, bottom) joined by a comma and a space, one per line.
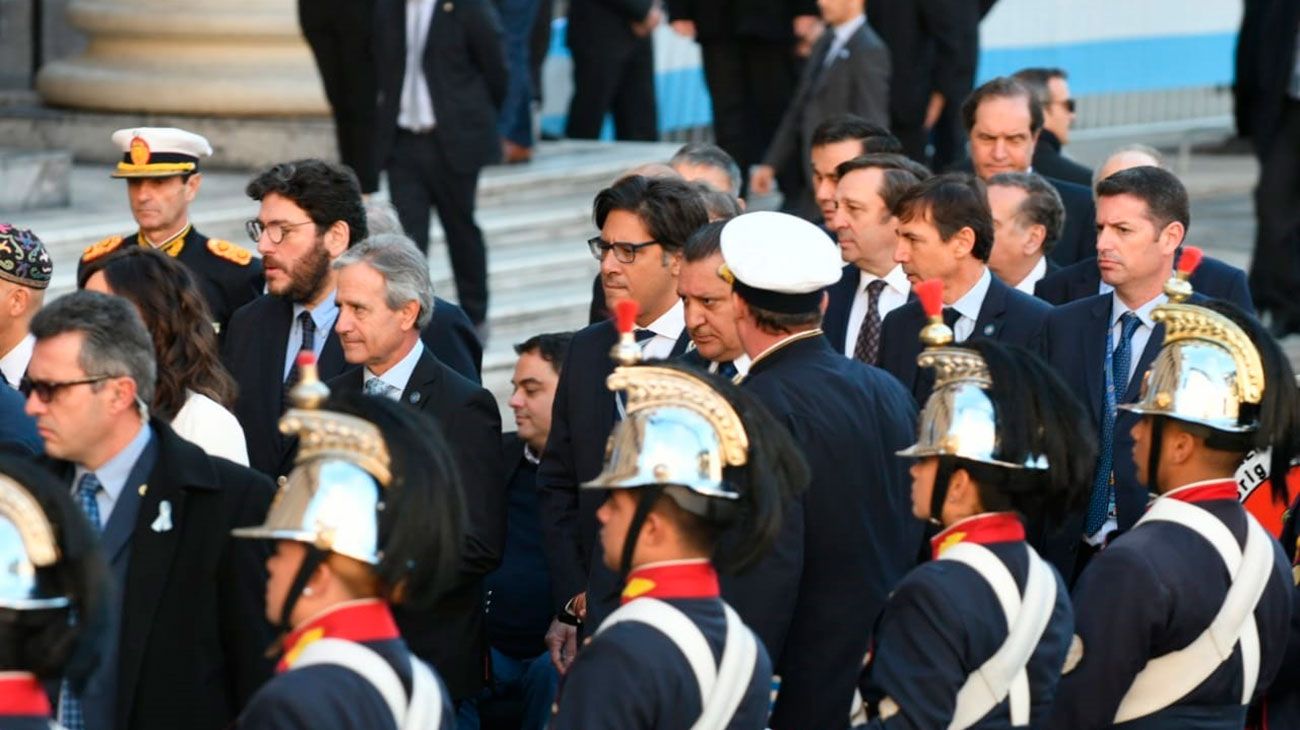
35, 0, 327, 116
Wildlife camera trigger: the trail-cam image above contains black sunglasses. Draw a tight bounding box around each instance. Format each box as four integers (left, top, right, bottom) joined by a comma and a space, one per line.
20, 375, 113, 403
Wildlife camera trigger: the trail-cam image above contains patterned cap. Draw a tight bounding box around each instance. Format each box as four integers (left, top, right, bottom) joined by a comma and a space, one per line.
0, 225, 52, 290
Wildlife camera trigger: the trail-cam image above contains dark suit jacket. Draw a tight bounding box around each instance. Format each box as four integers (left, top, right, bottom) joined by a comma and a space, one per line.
878, 274, 1051, 404
1237, 0, 1300, 155
763, 22, 890, 173
327, 346, 504, 700
821, 264, 919, 355
1033, 255, 1254, 313
374, 0, 507, 174
566, 0, 652, 55
61, 419, 275, 730
222, 295, 483, 479
0, 384, 40, 458
665, 0, 817, 42
1031, 130, 1092, 187
868, 0, 980, 139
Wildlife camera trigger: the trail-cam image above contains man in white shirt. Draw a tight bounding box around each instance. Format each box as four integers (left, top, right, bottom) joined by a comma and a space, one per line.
986, 171, 1064, 294
823, 154, 925, 362
0, 225, 51, 388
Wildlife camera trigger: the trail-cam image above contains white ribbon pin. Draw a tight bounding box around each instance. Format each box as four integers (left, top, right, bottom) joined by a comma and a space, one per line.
151, 500, 173, 533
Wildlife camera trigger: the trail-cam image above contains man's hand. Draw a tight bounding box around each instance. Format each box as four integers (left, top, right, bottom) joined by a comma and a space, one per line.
632, 6, 662, 37
546, 618, 579, 674
670, 19, 696, 38
749, 165, 776, 196
924, 92, 945, 130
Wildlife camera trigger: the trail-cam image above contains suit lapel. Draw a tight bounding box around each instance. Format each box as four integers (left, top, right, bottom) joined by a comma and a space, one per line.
401, 348, 442, 410
99, 436, 157, 565
263, 300, 294, 408
669, 328, 692, 359
972, 277, 1009, 340
318, 328, 347, 380
1125, 322, 1165, 403
1083, 296, 1110, 420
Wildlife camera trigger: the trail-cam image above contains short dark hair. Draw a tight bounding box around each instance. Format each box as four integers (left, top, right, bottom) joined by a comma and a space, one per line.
835, 153, 929, 214
246, 159, 369, 245
961, 77, 1044, 135
683, 220, 727, 263
514, 331, 574, 374
810, 115, 894, 151
592, 175, 710, 252
895, 173, 995, 261
1011, 67, 1067, 111
749, 306, 822, 334
690, 182, 743, 221
1094, 165, 1190, 233
862, 134, 905, 155
670, 143, 743, 196
987, 172, 1065, 254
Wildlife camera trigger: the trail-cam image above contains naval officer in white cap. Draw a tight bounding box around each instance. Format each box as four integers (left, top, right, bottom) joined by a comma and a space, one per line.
717, 210, 922, 730
78, 127, 263, 335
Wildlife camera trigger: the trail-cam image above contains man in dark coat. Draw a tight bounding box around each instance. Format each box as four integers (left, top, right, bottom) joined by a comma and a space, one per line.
563, 0, 660, 142
1011, 67, 1092, 186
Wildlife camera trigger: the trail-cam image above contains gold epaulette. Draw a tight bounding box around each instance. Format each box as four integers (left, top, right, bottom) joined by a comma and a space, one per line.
207, 239, 253, 266
81, 235, 126, 262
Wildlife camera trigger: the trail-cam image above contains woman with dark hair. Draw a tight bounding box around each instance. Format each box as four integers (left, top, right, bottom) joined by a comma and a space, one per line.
79, 246, 248, 465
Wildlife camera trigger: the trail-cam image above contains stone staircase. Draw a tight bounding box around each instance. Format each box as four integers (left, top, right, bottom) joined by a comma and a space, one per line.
21, 139, 681, 420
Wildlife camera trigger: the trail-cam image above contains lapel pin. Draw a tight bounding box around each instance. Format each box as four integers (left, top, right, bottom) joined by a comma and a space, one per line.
983, 324, 995, 336
151, 500, 173, 533
443, 2, 453, 10
138, 483, 147, 496
409, 392, 421, 404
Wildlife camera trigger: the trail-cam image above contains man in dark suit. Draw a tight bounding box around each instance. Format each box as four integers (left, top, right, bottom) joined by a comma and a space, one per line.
665, 0, 818, 198
537, 176, 705, 671
224, 160, 482, 481
324, 234, 504, 712
677, 220, 749, 377
25, 291, 274, 730
1011, 67, 1091, 186
986, 171, 1064, 293
564, 0, 660, 141
748, 0, 890, 218
719, 210, 919, 729
1239, 0, 1300, 331
868, 0, 987, 169
1039, 166, 1196, 582
823, 153, 926, 361
952, 77, 1097, 266
879, 173, 1050, 404
374, 0, 507, 326
298, 0, 378, 193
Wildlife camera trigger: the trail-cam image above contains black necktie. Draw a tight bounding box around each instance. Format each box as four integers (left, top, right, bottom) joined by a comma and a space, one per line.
635, 328, 655, 343
716, 361, 739, 379
942, 307, 961, 333
853, 279, 888, 364
283, 311, 317, 408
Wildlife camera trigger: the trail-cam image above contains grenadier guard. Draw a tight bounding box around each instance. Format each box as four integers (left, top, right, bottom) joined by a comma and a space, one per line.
79, 128, 263, 334
853, 279, 1096, 728
1049, 249, 1295, 729
232, 354, 462, 729
551, 300, 810, 729
0, 456, 109, 729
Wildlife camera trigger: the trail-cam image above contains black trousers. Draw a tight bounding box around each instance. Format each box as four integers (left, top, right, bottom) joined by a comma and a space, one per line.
299, 0, 379, 193
1251, 99, 1300, 323
388, 130, 489, 325
700, 39, 799, 197
565, 37, 658, 141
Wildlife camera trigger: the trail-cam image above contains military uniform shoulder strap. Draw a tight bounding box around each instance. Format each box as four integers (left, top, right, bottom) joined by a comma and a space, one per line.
206, 238, 254, 267
293, 637, 443, 730
81, 234, 128, 263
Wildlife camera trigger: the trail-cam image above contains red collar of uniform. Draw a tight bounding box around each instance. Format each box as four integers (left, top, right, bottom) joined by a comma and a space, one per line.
621, 559, 720, 605
1159, 479, 1239, 505
278, 599, 400, 673
931, 512, 1026, 559
0, 672, 50, 716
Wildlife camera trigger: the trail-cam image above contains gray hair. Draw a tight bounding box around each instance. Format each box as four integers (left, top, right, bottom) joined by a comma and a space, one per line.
670, 142, 742, 197
365, 200, 406, 237
30, 290, 156, 408
987, 172, 1066, 255
333, 233, 435, 329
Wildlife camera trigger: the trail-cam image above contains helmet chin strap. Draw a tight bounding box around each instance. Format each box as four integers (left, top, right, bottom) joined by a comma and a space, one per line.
1146, 415, 1165, 496
929, 457, 957, 527
278, 546, 329, 637
608, 486, 666, 605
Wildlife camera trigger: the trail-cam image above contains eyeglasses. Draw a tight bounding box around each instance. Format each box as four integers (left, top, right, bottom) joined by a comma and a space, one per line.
19, 375, 113, 403
245, 219, 316, 245
1055, 98, 1077, 113
588, 237, 659, 264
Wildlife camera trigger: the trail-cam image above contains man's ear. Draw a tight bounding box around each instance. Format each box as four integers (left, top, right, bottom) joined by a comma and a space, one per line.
324, 221, 351, 258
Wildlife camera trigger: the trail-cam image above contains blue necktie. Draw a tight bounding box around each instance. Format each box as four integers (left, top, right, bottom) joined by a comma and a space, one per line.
1085, 312, 1141, 536
59, 473, 102, 730
716, 360, 739, 380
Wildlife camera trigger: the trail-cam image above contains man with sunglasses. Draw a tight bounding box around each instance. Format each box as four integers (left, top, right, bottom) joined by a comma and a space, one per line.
22, 290, 275, 730
538, 174, 706, 672
1011, 67, 1091, 187
79, 127, 263, 336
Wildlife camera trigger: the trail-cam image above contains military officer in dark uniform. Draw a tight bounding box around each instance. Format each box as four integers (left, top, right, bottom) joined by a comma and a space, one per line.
854, 282, 1096, 728
79, 127, 263, 335
1050, 257, 1296, 729
718, 211, 921, 730
0, 456, 109, 730
233, 356, 462, 729
552, 312, 809, 728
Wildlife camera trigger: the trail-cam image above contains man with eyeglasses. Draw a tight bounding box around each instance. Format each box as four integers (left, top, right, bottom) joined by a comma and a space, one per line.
79, 127, 263, 336
1011, 67, 1091, 187
22, 290, 275, 730
538, 175, 706, 671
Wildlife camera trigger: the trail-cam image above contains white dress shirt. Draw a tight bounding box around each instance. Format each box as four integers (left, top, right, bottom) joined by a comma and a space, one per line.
843, 265, 910, 358
172, 391, 249, 466
283, 292, 340, 380
399, 0, 438, 131
1013, 257, 1049, 295
364, 339, 425, 400
639, 300, 686, 360
74, 422, 153, 522
0, 332, 33, 387
708, 353, 752, 378
1109, 291, 1166, 386
949, 268, 993, 343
